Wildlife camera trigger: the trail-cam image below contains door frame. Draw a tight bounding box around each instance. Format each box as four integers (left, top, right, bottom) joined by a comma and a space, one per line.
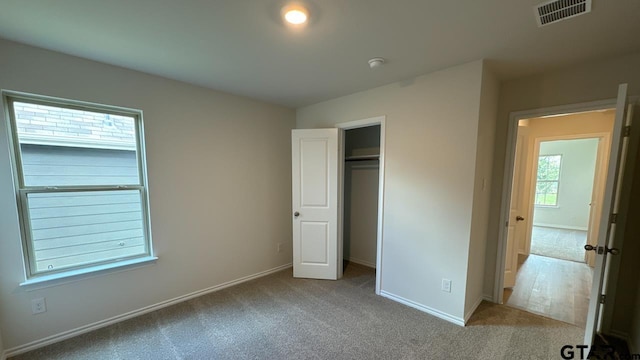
336, 116, 386, 295
524, 132, 611, 260
494, 99, 618, 304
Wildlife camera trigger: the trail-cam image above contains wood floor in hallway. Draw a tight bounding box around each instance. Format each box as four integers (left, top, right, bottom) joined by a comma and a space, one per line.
503, 254, 593, 328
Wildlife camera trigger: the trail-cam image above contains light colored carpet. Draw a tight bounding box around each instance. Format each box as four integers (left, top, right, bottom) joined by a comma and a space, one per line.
530, 226, 587, 263
11, 264, 583, 359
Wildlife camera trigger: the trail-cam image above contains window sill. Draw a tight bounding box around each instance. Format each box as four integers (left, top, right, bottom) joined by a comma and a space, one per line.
20, 256, 158, 291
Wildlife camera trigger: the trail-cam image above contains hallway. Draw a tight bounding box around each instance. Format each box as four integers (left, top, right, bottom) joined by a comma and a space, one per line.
504, 254, 593, 327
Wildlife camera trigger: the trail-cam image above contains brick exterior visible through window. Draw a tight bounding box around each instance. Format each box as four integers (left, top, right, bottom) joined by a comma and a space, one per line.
14, 102, 136, 148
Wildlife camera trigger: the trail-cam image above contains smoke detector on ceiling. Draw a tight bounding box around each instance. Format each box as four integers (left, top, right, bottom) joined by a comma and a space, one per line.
368, 58, 385, 69
534, 0, 592, 27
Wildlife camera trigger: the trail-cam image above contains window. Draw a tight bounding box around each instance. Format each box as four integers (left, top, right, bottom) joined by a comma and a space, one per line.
5, 93, 153, 280
535, 154, 562, 206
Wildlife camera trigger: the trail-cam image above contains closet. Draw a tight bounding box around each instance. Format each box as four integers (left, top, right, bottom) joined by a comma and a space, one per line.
343, 125, 381, 269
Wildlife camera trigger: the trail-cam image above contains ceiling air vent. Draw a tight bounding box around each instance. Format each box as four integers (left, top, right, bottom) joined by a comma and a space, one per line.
535, 0, 592, 27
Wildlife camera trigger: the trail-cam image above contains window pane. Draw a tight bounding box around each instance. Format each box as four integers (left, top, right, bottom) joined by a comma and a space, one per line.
537, 154, 561, 181
26, 190, 146, 273
545, 193, 557, 206
535, 153, 561, 206
537, 157, 549, 180
13, 102, 139, 186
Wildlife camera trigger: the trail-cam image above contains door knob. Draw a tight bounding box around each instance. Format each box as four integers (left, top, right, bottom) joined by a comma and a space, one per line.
584, 245, 620, 255
607, 247, 620, 255
294, 211, 300, 217
516, 216, 525, 221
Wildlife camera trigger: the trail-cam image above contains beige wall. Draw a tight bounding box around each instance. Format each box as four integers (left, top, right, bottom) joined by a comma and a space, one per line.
534, 138, 599, 229
297, 60, 490, 322
0, 328, 4, 360
484, 50, 640, 337
0, 39, 295, 351
344, 164, 379, 267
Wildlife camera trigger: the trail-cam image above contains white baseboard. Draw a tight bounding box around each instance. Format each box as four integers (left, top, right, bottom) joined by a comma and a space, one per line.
464, 296, 484, 324
380, 290, 465, 327
5, 263, 292, 358
533, 223, 588, 231
346, 257, 376, 269
482, 294, 494, 303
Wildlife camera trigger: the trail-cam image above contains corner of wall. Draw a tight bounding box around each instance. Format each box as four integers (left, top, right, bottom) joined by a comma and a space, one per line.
464, 61, 500, 315
0, 329, 5, 360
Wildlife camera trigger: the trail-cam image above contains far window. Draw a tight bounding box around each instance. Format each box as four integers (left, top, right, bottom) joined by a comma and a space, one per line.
535, 154, 562, 206
5, 93, 153, 279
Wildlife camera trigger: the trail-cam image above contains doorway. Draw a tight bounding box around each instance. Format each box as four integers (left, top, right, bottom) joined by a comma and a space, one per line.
530, 137, 602, 264
338, 117, 385, 294
291, 116, 386, 294
501, 109, 616, 328
342, 125, 381, 273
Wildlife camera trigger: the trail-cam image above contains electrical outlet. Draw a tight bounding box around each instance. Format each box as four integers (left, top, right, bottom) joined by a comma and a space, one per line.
31, 297, 46, 314
441, 279, 452, 293
277, 242, 283, 253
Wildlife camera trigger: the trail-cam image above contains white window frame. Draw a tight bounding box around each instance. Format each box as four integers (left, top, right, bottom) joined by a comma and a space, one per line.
534, 154, 562, 207
3, 91, 154, 281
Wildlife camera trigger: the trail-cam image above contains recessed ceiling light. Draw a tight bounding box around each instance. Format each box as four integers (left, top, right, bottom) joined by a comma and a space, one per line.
282, 4, 308, 25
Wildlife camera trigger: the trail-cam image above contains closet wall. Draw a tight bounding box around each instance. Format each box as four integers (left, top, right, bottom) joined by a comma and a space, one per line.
343, 126, 380, 268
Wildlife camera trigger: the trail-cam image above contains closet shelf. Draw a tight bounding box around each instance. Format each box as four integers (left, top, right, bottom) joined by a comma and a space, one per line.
345, 155, 379, 162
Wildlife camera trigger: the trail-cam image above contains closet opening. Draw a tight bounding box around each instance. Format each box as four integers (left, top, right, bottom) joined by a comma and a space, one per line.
341, 124, 381, 282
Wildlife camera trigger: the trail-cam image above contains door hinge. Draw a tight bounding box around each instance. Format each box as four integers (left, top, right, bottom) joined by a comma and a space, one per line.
505, 221, 509, 227
600, 294, 606, 304
624, 125, 631, 137
610, 213, 618, 224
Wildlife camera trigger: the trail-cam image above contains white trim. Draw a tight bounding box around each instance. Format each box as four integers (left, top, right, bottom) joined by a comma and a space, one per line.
336, 116, 385, 130
336, 116, 386, 296
346, 257, 376, 269
464, 296, 484, 324
19, 134, 136, 151
380, 290, 465, 326
20, 256, 158, 290
483, 294, 494, 302
532, 223, 588, 231
4, 263, 292, 358
494, 98, 618, 303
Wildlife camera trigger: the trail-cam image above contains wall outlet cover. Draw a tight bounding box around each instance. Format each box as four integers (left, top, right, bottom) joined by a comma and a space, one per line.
31, 297, 46, 314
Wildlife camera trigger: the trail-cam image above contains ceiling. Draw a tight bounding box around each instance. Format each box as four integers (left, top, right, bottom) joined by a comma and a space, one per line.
0, 0, 639, 108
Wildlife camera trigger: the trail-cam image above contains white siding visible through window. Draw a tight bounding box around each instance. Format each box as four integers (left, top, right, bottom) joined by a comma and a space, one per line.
27, 190, 146, 272
6, 94, 152, 279
21, 144, 139, 186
